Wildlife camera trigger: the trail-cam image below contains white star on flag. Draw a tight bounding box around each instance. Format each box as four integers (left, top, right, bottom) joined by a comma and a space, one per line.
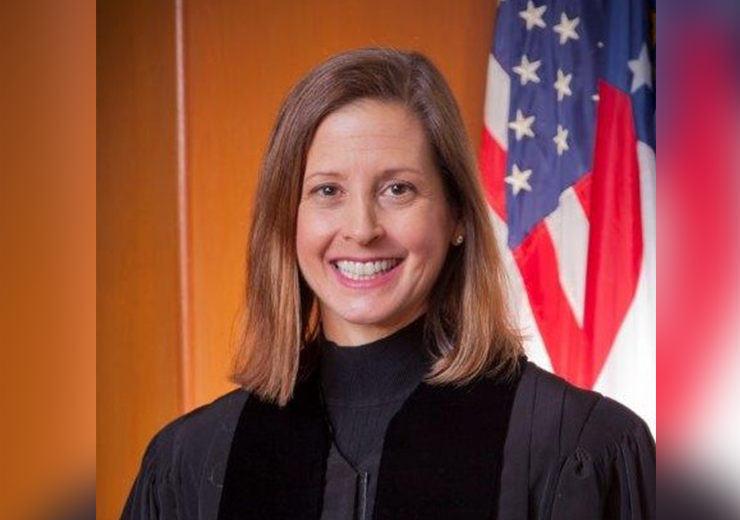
553, 69, 573, 101
628, 43, 653, 93
513, 55, 542, 85
508, 109, 536, 141
505, 164, 533, 195
553, 124, 570, 155
553, 12, 580, 45
519, 0, 547, 31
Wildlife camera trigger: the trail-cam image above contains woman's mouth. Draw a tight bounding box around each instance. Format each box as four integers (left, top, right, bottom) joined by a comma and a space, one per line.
331, 258, 403, 281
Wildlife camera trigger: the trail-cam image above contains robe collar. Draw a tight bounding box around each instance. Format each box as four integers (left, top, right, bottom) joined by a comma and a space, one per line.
217, 366, 520, 519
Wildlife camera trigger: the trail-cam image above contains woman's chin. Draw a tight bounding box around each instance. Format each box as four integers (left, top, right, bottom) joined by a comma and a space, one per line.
320, 304, 424, 344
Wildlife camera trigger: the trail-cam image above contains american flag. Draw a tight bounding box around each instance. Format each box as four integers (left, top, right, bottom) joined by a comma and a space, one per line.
479, 0, 656, 432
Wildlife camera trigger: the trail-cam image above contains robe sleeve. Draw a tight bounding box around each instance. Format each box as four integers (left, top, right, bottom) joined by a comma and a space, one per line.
549, 398, 656, 520
120, 427, 181, 520
119, 389, 249, 520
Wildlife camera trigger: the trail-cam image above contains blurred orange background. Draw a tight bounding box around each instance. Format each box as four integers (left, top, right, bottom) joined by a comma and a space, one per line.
98, 1, 500, 518
0, 1, 95, 519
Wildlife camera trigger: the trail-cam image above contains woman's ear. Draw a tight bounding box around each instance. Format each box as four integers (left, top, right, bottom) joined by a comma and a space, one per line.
451, 224, 465, 246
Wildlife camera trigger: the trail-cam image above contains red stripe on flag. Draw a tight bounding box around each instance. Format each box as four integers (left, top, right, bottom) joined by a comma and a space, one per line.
581, 81, 644, 388
573, 172, 593, 219
513, 222, 587, 380
479, 128, 507, 220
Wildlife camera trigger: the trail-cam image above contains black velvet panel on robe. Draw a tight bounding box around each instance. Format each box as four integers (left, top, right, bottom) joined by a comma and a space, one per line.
373, 378, 518, 519
216, 373, 331, 520
216, 370, 519, 520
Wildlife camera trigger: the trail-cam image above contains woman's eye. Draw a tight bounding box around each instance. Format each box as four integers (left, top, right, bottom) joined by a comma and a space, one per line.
312, 185, 339, 197
385, 182, 415, 197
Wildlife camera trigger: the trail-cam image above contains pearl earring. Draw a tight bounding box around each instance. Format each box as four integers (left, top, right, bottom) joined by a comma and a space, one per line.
453, 234, 464, 246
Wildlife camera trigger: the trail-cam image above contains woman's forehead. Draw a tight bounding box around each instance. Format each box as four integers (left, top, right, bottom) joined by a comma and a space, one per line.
305, 100, 434, 176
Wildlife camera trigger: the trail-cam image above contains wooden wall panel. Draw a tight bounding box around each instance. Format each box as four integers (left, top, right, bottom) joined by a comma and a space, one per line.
97, 1, 182, 518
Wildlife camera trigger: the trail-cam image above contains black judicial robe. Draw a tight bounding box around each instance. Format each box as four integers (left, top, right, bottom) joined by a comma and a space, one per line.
120, 362, 656, 519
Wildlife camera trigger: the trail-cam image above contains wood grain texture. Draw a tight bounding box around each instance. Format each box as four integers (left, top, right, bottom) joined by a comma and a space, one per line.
97, 0, 182, 518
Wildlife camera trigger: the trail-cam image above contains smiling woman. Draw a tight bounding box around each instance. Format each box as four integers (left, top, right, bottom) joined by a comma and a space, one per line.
121, 48, 655, 520
233, 48, 522, 410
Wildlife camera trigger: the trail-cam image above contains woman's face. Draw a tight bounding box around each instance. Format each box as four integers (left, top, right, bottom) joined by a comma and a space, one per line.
296, 99, 459, 345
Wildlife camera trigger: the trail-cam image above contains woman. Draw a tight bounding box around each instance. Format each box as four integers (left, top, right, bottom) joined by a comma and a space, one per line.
122, 48, 655, 520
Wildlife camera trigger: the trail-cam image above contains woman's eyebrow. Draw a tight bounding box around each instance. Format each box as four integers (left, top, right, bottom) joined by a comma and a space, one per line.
304, 167, 425, 183
303, 171, 345, 182
379, 167, 424, 177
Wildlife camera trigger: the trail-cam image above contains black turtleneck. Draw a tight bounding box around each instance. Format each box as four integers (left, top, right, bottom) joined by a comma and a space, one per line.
319, 318, 430, 520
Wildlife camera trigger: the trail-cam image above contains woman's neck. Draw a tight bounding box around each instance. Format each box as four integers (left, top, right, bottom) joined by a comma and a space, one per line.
320, 316, 429, 404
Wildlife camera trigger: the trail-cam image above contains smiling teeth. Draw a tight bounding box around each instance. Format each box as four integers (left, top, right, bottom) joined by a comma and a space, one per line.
334, 259, 401, 280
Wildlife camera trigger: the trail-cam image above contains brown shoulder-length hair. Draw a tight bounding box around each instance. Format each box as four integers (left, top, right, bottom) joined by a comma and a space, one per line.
232, 47, 522, 406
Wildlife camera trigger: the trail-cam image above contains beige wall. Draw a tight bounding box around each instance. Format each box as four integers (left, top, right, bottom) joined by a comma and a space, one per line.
98, 0, 498, 517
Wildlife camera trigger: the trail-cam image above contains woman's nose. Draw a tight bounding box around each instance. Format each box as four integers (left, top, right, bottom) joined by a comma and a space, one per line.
341, 198, 384, 245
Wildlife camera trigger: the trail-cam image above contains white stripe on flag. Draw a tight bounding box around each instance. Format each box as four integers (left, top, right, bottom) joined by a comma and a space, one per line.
483, 54, 510, 150
637, 141, 656, 318
593, 262, 656, 434
490, 208, 553, 372
544, 187, 590, 327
